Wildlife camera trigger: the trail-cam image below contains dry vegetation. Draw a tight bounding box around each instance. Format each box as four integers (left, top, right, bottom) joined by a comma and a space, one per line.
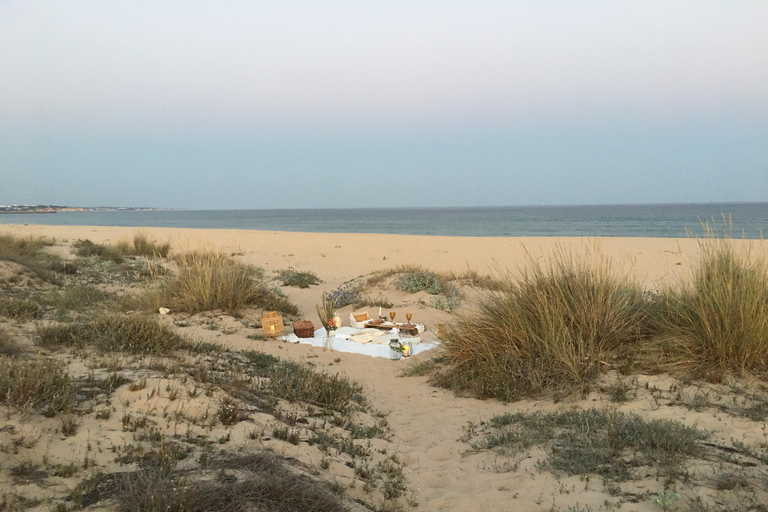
0, 231, 411, 512
3, 228, 768, 511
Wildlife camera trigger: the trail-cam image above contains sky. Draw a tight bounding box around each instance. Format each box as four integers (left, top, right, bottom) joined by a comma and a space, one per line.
1, 1, 767, 209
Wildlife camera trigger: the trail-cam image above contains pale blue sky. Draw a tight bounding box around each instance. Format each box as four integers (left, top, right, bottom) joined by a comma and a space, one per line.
1, 1, 766, 209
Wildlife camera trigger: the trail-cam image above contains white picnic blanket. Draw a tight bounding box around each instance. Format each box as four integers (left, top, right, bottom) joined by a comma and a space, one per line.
279, 327, 439, 359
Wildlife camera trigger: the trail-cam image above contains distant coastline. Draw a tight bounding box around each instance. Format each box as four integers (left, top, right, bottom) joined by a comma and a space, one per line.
0, 205, 168, 214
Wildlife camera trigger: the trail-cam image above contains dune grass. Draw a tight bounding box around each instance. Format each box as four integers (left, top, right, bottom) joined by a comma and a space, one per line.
146, 251, 298, 316
433, 246, 650, 400
653, 238, 768, 381
73, 239, 124, 263
37, 315, 183, 354
0, 358, 75, 415
0, 233, 44, 259
0, 297, 40, 320
117, 233, 171, 258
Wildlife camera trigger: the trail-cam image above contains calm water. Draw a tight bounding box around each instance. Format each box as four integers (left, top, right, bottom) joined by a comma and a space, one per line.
2, 203, 767, 239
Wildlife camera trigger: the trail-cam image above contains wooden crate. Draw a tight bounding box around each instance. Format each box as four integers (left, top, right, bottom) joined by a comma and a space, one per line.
261, 311, 284, 338
293, 320, 314, 338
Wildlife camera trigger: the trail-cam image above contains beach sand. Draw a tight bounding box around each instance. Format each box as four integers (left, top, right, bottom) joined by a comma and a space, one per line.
1, 223, 767, 511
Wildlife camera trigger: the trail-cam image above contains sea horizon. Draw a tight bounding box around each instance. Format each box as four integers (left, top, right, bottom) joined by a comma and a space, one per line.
2, 202, 767, 239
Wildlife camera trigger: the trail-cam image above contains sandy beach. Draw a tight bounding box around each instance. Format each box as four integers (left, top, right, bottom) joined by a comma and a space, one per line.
1, 223, 767, 512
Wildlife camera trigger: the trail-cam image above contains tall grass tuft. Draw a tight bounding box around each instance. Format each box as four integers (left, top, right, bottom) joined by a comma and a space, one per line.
0, 358, 75, 415
146, 251, 297, 316
0, 233, 44, 259
117, 233, 171, 258
152, 251, 261, 314
433, 246, 649, 400
653, 239, 768, 380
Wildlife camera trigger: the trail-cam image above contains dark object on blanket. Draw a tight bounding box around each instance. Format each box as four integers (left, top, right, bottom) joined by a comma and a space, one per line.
293, 320, 314, 338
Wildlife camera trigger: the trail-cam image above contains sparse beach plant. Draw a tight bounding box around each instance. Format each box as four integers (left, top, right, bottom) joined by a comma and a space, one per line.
278, 268, 321, 288
653, 238, 768, 380
433, 245, 649, 400
0, 327, 21, 356
0, 297, 40, 320
0, 358, 75, 415
36, 315, 183, 354
327, 283, 362, 308
73, 239, 124, 263
397, 270, 443, 294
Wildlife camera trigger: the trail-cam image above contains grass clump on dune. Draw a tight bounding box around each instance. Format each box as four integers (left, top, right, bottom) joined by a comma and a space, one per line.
37, 315, 183, 354
433, 246, 649, 400
0, 233, 44, 260
73, 239, 125, 263
0, 358, 75, 415
278, 268, 321, 288
117, 233, 171, 258
0, 297, 40, 320
147, 251, 298, 316
653, 239, 768, 381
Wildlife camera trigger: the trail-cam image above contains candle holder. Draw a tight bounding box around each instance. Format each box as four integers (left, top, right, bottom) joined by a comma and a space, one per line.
389, 339, 403, 360
401, 340, 413, 357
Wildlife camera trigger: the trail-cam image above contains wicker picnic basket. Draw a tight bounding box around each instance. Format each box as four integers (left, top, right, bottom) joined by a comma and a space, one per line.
261, 311, 284, 338
293, 320, 314, 338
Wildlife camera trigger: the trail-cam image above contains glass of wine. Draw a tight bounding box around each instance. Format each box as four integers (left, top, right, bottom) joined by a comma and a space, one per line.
389, 311, 396, 324
406, 312, 412, 325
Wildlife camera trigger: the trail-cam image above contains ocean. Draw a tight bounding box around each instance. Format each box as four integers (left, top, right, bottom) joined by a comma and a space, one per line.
2, 203, 767, 239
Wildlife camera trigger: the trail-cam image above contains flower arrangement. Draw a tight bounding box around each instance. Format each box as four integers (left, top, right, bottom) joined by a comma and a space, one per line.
316, 290, 336, 327
325, 318, 336, 335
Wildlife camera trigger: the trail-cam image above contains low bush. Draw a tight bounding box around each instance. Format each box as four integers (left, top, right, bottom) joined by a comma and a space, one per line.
278, 268, 321, 288
397, 270, 443, 294
475, 408, 709, 482
653, 240, 768, 380
108, 451, 349, 512
0, 358, 75, 415
433, 246, 649, 400
45, 285, 114, 311
0, 297, 40, 320
73, 239, 124, 263
327, 283, 362, 308
0, 327, 21, 356
267, 361, 365, 414
37, 315, 183, 354
117, 233, 171, 258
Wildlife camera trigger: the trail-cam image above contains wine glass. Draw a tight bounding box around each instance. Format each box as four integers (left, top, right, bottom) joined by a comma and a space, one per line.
406, 312, 412, 325
389, 311, 396, 324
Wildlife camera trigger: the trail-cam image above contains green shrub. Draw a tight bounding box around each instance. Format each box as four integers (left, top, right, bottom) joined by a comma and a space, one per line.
73, 239, 124, 263
433, 246, 649, 400
278, 268, 321, 288
397, 270, 443, 294
0, 297, 40, 320
0, 358, 75, 415
653, 240, 768, 380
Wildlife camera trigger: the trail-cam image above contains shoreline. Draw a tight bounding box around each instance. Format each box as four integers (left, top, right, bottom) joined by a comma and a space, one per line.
3, 222, 756, 290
